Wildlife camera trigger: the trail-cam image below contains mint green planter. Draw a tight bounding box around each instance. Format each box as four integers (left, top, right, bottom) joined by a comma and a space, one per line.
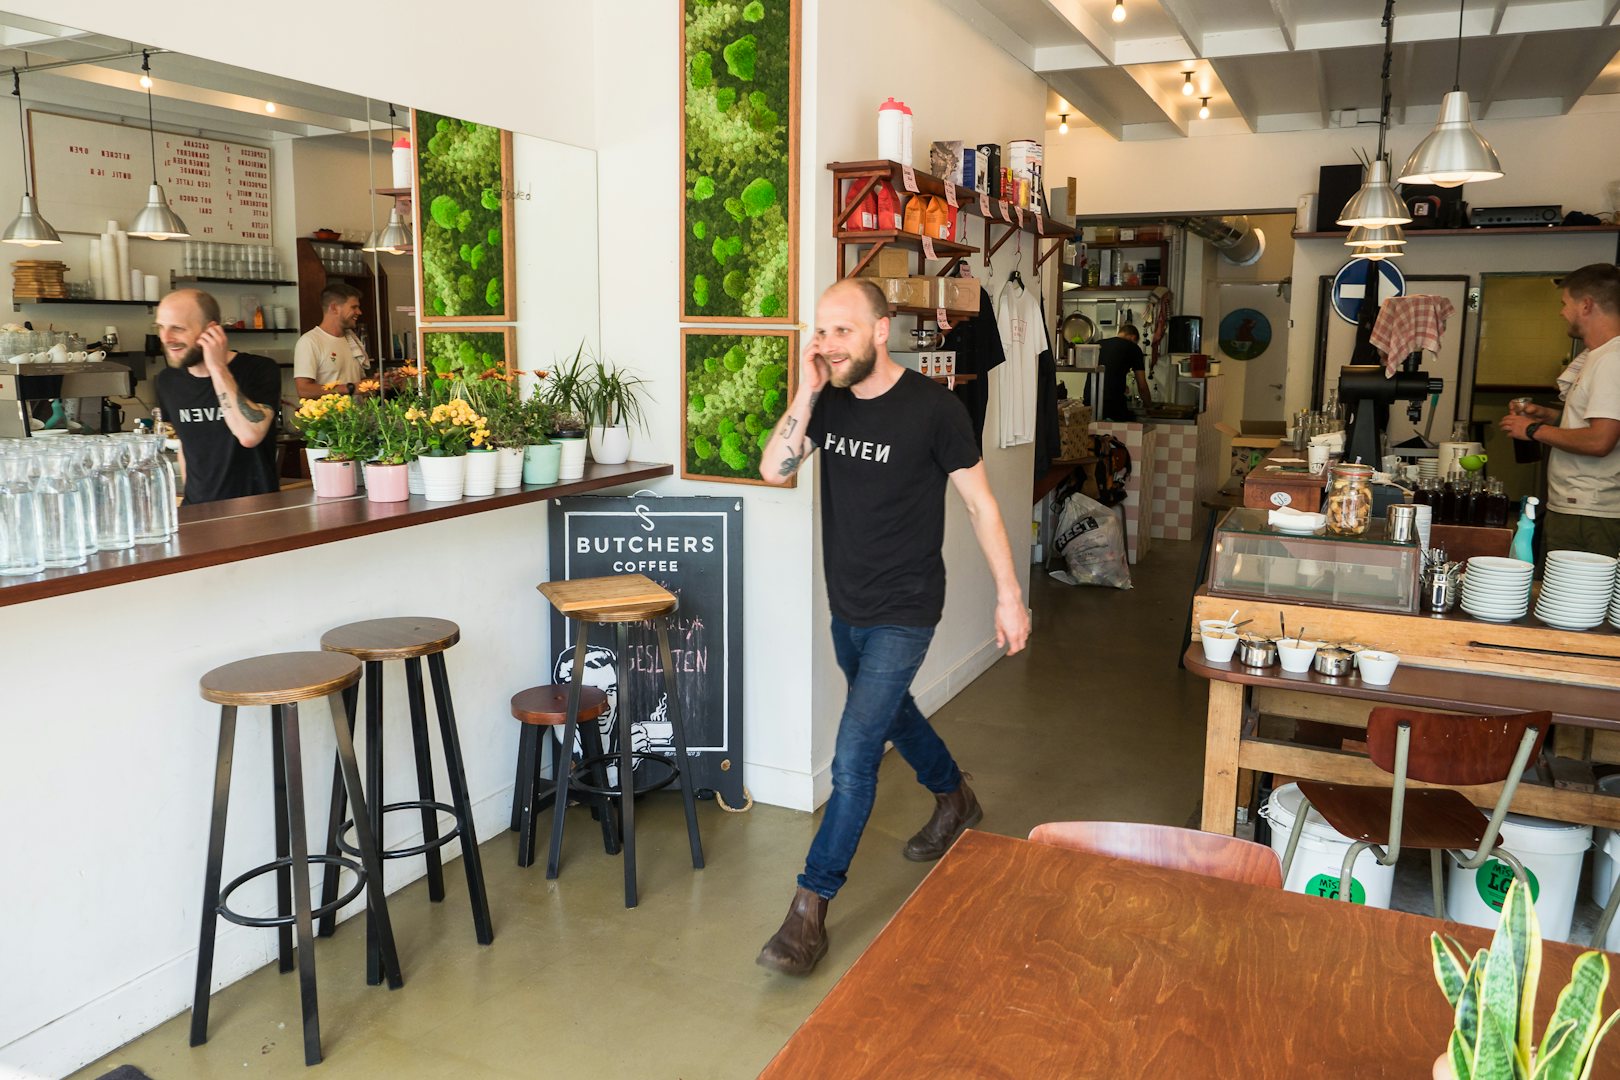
523, 442, 563, 485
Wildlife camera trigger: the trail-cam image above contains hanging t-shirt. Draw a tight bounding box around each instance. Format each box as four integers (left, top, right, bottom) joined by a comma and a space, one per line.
807, 368, 982, 627
1549, 336, 1620, 519
993, 280, 1041, 448
155, 353, 282, 504
942, 285, 1007, 450
293, 326, 369, 390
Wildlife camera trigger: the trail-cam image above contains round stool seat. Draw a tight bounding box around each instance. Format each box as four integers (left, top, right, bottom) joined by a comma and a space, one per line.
512, 685, 609, 726
321, 617, 461, 660
200, 652, 361, 707
537, 573, 677, 624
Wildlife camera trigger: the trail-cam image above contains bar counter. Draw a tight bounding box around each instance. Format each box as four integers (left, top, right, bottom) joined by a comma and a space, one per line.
0, 460, 672, 608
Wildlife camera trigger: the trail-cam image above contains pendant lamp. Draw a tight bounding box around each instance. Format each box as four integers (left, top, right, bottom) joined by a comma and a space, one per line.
128, 52, 190, 240
1346, 224, 1408, 248
1398, 1, 1502, 188
363, 105, 411, 254
3, 68, 62, 247
1337, 1, 1412, 228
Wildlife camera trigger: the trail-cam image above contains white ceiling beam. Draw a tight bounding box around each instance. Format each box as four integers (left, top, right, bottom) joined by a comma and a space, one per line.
1156, 0, 1206, 58
1499, 0, 1607, 33
1207, 58, 1258, 132
1477, 34, 1524, 114
1313, 51, 1332, 130
1123, 65, 1190, 137
1113, 35, 1198, 66
1045, 71, 1124, 141
1269, 0, 1298, 51
1032, 44, 1108, 71
934, 0, 1036, 69
1201, 27, 1290, 58
1605, 0, 1620, 25
41, 66, 364, 136
1488, 0, 1511, 34
1034, 0, 1117, 64
1560, 37, 1620, 111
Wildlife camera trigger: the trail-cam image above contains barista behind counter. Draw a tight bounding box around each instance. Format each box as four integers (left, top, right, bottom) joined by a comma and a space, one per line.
1083, 324, 1152, 421
153, 289, 280, 505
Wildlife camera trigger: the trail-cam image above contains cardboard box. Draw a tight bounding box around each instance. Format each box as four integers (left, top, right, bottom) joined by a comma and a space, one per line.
936, 276, 980, 315
876, 276, 933, 310
962, 147, 986, 192
976, 143, 1001, 198
929, 141, 964, 184
1057, 400, 1092, 461
857, 248, 912, 278
1225, 430, 1282, 489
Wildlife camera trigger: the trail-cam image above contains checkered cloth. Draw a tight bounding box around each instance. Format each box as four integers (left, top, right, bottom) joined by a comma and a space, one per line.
1370, 295, 1455, 375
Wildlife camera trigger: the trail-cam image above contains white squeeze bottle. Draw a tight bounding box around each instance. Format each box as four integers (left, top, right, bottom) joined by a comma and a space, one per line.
878, 98, 905, 162
899, 101, 914, 165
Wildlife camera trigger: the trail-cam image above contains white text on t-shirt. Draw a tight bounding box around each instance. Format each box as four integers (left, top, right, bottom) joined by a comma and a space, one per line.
822, 431, 892, 463
178, 406, 225, 422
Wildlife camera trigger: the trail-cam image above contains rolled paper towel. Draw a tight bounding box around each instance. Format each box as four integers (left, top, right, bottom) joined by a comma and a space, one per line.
144, 274, 160, 302
88, 239, 103, 300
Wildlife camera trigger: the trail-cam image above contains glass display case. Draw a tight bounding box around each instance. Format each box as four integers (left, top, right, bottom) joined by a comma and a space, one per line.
1209, 507, 1421, 614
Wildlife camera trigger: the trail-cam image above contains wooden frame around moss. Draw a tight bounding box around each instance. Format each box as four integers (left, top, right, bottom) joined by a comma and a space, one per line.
412, 110, 517, 324
680, 328, 797, 487
419, 325, 517, 380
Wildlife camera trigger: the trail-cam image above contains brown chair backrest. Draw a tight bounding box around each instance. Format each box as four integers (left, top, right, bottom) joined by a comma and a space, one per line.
1365, 707, 1550, 787
1027, 820, 1283, 889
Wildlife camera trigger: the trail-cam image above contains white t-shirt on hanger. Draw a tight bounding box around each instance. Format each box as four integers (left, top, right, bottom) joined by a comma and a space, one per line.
993, 278, 1041, 448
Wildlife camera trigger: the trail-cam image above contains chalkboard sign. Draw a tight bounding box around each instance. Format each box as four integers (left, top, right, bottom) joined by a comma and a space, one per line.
547, 495, 744, 808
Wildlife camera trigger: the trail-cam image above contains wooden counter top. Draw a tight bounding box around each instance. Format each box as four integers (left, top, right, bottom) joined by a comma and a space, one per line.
0, 460, 672, 608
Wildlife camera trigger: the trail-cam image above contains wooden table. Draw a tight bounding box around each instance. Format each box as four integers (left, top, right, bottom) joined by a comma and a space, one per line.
758, 831, 1620, 1078
1186, 648, 1620, 833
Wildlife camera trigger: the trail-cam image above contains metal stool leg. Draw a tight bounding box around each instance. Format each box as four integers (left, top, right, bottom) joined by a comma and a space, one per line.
547, 622, 591, 880
403, 657, 446, 903
516, 722, 541, 867
615, 622, 638, 908
270, 705, 294, 973
279, 703, 323, 1067
427, 652, 494, 946
317, 682, 358, 938
1431, 849, 1447, 920
325, 692, 403, 990
1338, 840, 1372, 903
1595, 868, 1620, 949
579, 707, 621, 855
655, 620, 704, 870
190, 705, 238, 1048
363, 660, 385, 986
510, 725, 527, 832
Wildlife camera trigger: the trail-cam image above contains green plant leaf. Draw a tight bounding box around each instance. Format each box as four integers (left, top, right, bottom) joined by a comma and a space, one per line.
1451, 1026, 1476, 1080
1577, 1011, 1620, 1080
1482, 885, 1529, 1068
1476, 1006, 1521, 1080
1536, 952, 1611, 1076
1534, 1019, 1582, 1080
1460, 949, 1488, 1052
1435, 933, 1471, 1009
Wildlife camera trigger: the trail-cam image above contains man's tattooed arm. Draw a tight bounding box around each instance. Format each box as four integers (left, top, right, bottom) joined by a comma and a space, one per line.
218, 390, 267, 423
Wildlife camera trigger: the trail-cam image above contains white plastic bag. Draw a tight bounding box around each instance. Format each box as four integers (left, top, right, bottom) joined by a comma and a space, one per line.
1049, 491, 1132, 589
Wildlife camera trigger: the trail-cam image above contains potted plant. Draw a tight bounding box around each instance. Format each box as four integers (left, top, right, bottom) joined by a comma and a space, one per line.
408, 392, 488, 502
583, 354, 647, 466
1429, 878, 1619, 1078
541, 345, 592, 481
520, 394, 562, 486
293, 392, 365, 498
463, 369, 527, 490
362, 397, 419, 503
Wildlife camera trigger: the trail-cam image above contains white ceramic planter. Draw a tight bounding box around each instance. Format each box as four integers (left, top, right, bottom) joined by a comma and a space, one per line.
407, 458, 424, 495
589, 424, 631, 465
555, 436, 588, 481
304, 446, 330, 476
418, 454, 467, 501
494, 447, 525, 488
463, 448, 499, 497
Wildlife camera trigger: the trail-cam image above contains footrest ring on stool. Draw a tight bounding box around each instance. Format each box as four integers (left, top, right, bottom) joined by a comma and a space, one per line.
218, 855, 367, 927
567, 751, 680, 799
335, 799, 463, 860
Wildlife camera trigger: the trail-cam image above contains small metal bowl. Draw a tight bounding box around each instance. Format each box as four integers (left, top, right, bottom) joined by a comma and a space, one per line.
1237, 634, 1278, 668
1313, 647, 1356, 677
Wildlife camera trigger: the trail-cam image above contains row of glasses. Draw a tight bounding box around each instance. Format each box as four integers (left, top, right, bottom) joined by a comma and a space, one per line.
182, 242, 284, 281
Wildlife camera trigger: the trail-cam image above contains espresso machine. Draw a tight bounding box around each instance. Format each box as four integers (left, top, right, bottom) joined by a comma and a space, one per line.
1337, 356, 1443, 467
0, 359, 134, 438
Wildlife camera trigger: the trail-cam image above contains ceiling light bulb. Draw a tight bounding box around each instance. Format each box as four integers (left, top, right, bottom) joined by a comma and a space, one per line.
1058, 113, 1069, 135
1182, 72, 1194, 96
139, 74, 153, 89
1112, 0, 1126, 22
264, 102, 277, 114
1199, 98, 1210, 121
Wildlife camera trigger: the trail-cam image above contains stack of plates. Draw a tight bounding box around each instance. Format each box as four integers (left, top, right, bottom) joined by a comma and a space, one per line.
1417, 459, 1439, 480
1460, 556, 1534, 623
1537, 550, 1616, 630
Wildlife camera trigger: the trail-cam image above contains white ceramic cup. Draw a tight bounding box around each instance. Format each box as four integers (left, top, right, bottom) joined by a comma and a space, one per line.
1308, 442, 1330, 473
1277, 638, 1321, 673
1201, 631, 1239, 663
1357, 649, 1400, 685
1199, 619, 1235, 638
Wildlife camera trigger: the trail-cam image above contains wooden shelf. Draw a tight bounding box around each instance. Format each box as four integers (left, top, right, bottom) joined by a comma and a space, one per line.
928, 373, 976, 384
171, 275, 297, 287
834, 230, 977, 257
1292, 225, 1620, 239
1064, 286, 1162, 294
828, 160, 1073, 236
13, 296, 152, 308
1079, 239, 1169, 249
371, 187, 412, 199
892, 303, 978, 321
223, 327, 297, 335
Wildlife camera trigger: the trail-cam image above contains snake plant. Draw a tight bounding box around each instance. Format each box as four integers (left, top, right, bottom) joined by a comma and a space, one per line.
1431, 879, 1620, 1079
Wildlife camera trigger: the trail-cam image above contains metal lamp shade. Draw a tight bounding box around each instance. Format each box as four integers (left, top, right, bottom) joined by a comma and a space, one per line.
376, 208, 410, 254
1346, 225, 1407, 248
1336, 159, 1412, 227
2, 193, 63, 246
1398, 91, 1502, 189
1357, 245, 1405, 261
129, 183, 190, 240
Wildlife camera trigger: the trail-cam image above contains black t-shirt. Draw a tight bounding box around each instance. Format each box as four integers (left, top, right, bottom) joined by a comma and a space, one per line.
1092, 337, 1146, 421
807, 368, 981, 627
155, 353, 282, 504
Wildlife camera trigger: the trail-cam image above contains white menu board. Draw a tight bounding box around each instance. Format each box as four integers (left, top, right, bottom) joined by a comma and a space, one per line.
28, 110, 274, 243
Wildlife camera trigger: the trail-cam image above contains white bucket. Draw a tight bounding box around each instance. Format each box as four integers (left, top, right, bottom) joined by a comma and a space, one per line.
1603, 832, 1620, 953
1263, 783, 1396, 908
1589, 775, 1620, 906
1447, 813, 1591, 943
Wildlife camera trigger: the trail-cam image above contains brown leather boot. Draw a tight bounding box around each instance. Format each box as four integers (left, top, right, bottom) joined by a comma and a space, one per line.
903, 780, 983, 862
756, 886, 830, 976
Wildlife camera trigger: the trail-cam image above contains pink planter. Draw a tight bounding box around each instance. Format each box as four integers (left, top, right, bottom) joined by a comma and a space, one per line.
311, 458, 357, 498
364, 462, 409, 503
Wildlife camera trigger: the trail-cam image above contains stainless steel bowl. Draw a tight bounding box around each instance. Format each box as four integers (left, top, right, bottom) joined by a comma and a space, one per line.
1313, 647, 1356, 676
1237, 634, 1278, 668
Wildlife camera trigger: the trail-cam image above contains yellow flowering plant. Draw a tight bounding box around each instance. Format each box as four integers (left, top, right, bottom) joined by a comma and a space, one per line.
412, 397, 489, 457
293, 393, 369, 462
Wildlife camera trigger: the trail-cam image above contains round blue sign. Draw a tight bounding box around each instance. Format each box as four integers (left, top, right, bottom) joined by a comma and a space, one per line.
1331, 258, 1406, 325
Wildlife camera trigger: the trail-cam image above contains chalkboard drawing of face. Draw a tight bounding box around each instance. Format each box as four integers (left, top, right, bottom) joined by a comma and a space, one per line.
552, 642, 621, 781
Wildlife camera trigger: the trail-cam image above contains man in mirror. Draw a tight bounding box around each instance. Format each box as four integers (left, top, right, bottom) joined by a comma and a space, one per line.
294, 282, 371, 399
153, 288, 280, 504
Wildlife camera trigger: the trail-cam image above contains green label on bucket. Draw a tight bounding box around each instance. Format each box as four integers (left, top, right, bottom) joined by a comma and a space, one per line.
1476, 861, 1540, 912
1305, 872, 1366, 905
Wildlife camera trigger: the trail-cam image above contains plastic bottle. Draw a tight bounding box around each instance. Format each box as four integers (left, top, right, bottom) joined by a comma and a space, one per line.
899, 101, 913, 165
1509, 496, 1538, 564
878, 98, 905, 163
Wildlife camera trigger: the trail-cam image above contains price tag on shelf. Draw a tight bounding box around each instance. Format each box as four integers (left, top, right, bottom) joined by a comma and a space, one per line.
937, 307, 952, 331
978, 191, 991, 217
1014, 206, 1026, 229
947, 373, 957, 391
943, 180, 958, 208
1035, 211, 1045, 233
921, 236, 938, 260
901, 165, 919, 193
997, 199, 1010, 222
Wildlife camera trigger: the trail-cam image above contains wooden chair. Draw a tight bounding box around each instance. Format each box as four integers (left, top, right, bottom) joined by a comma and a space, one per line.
1278, 707, 1548, 919
1028, 820, 1283, 888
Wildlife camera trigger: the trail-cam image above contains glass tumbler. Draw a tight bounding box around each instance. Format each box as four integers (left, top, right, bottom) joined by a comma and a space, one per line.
0, 449, 44, 575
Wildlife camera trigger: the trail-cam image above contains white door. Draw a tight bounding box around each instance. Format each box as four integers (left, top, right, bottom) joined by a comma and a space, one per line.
1219, 284, 1292, 427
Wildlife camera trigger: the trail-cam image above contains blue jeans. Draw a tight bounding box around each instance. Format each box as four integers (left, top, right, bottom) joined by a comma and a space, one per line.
799, 619, 963, 900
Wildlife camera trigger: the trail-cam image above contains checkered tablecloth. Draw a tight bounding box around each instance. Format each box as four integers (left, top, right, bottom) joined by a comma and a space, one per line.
1370, 295, 1455, 375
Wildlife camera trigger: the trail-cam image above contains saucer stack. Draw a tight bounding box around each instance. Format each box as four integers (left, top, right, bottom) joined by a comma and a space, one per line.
1460, 556, 1534, 623
1535, 550, 1616, 631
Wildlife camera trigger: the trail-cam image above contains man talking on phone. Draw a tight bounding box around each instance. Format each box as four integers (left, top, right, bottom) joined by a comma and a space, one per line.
154, 288, 281, 504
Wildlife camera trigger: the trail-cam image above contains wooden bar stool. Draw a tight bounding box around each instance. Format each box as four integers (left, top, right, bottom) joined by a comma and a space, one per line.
511, 685, 621, 867
314, 617, 493, 983
538, 573, 705, 907
191, 651, 402, 1068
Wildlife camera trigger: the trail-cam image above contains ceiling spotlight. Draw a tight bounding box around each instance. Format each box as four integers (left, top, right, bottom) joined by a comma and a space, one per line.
1112, 0, 1126, 23
1199, 97, 1210, 121
264, 102, 277, 114
1058, 112, 1069, 135
1182, 71, 1194, 96
138, 73, 152, 89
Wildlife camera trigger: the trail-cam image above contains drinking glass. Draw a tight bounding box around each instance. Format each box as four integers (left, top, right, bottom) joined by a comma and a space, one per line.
0, 448, 44, 575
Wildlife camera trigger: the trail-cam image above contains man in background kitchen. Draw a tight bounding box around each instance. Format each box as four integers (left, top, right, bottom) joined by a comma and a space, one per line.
1500, 264, 1620, 557
752, 278, 1030, 978
294, 282, 370, 399
1089, 323, 1151, 421
153, 288, 280, 504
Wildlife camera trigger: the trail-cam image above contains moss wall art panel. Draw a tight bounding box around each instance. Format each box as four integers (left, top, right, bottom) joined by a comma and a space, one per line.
412, 110, 516, 322
421, 327, 514, 380
680, 0, 799, 323
681, 329, 796, 487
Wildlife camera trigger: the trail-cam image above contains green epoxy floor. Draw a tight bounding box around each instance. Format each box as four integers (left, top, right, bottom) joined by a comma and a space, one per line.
74, 543, 1208, 1079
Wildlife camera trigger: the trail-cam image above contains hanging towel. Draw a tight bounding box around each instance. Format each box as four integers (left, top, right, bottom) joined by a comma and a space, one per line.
1370, 294, 1455, 375
993, 279, 1041, 448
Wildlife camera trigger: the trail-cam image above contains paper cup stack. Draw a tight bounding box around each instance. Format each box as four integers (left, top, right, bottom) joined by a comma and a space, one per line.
1534, 550, 1616, 631
1460, 556, 1533, 623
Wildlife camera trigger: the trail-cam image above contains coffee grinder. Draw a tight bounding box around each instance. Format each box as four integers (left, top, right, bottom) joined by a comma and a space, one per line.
1337, 354, 1443, 466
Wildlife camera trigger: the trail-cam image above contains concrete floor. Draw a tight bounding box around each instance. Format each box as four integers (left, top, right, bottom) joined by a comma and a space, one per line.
73, 542, 1211, 1080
